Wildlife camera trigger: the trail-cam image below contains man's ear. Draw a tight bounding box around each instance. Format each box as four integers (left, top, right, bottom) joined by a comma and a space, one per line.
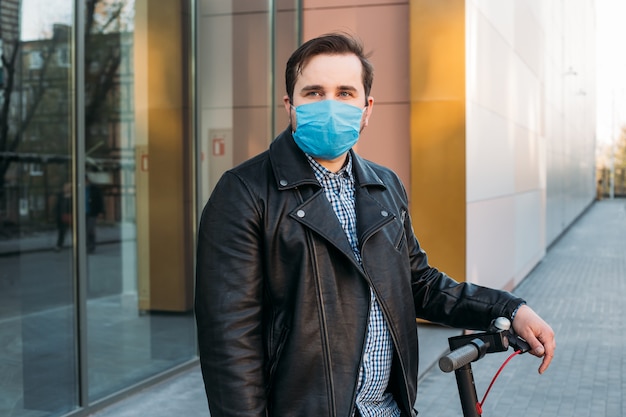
284, 95, 295, 128
363, 96, 374, 127
283, 95, 292, 115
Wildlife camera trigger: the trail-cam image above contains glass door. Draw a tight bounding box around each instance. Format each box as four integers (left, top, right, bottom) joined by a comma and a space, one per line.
82, 0, 197, 402
0, 1, 79, 416
0, 0, 198, 414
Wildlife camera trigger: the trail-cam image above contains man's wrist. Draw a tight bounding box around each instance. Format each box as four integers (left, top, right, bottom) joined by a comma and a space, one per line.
510, 302, 526, 323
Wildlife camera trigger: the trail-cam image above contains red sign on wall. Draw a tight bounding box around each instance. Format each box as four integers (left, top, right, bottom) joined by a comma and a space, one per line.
141, 154, 149, 171
212, 138, 225, 156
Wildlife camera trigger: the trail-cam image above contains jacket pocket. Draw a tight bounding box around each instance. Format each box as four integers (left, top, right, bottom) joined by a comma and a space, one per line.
266, 325, 290, 393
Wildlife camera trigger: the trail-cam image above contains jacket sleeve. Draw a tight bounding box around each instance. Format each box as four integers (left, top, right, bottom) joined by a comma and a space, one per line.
195, 171, 267, 417
404, 212, 524, 331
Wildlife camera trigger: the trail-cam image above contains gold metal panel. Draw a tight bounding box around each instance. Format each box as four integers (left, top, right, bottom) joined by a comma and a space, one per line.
135, 0, 193, 312
410, 0, 466, 281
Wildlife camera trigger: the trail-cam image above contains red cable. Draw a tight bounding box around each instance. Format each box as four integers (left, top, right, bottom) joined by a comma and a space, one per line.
475, 350, 521, 415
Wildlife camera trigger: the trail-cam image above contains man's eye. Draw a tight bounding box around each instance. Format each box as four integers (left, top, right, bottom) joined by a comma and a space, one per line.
339, 91, 353, 97
307, 91, 322, 97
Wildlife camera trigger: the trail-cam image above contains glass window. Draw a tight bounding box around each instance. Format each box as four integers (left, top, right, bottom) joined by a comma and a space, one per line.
1, 0, 299, 413
83, 0, 197, 402
1, 0, 198, 414
1, 1, 78, 416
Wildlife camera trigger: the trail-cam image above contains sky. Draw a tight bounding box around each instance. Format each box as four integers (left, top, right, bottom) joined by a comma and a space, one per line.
595, 0, 626, 146
20, 0, 72, 41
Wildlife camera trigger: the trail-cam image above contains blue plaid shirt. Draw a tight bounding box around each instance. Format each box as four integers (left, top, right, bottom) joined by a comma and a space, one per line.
307, 154, 401, 417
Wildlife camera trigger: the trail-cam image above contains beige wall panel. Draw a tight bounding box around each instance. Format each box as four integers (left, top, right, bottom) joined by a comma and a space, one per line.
355, 103, 410, 189
514, 124, 541, 193
304, 0, 407, 7
513, 191, 545, 285
233, 107, 272, 163
200, 14, 234, 112
233, 12, 271, 109
513, 0, 544, 79
302, 4, 410, 104
302, 2, 411, 186
466, 103, 515, 201
467, 197, 516, 289
466, 0, 595, 287
274, 8, 299, 136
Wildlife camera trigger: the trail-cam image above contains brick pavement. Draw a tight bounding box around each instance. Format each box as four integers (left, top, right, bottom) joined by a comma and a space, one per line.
416, 199, 626, 416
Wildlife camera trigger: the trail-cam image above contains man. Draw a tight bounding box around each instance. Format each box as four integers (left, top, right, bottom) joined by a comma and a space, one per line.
85, 175, 104, 253
55, 182, 73, 250
195, 33, 555, 417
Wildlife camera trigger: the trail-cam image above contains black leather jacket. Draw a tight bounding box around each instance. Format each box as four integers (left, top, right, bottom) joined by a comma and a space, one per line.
195, 128, 524, 417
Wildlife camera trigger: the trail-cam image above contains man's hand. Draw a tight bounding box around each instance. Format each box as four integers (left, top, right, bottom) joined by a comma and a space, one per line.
511, 304, 555, 374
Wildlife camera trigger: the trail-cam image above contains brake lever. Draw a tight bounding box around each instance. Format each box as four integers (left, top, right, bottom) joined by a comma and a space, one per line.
505, 330, 531, 353
489, 316, 531, 354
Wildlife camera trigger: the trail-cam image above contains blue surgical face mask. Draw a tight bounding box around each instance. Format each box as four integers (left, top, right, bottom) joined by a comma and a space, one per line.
292, 100, 365, 160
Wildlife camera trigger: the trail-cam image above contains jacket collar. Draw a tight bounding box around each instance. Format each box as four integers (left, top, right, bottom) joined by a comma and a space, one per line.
269, 127, 387, 191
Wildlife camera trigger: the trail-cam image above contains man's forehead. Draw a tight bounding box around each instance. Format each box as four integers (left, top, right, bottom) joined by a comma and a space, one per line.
299, 52, 361, 70
296, 53, 363, 84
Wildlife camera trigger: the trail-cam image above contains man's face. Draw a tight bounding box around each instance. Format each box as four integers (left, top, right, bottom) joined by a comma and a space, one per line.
284, 53, 374, 132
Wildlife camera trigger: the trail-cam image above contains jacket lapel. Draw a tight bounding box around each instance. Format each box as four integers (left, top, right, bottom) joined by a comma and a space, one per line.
354, 186, 395, 247
270, 129, 359, 264
289, 189, 358, 264
269, 128, 395, 265
351, 152, 396, 245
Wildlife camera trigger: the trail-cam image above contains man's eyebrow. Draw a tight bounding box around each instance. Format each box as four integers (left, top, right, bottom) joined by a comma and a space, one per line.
299, 85, 359, 94
299, 85, 324, 93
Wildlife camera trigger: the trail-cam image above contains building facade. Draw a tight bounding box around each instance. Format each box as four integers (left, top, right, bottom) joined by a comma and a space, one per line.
0, 1, 595, 416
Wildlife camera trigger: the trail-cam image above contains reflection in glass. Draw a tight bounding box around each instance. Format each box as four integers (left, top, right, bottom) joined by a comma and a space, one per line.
83, 0, 196, 402
1, 0, 198, 414
0, 0, 78, 416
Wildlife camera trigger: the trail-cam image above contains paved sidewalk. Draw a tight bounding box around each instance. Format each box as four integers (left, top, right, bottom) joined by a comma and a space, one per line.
418, 199, 626, 416
0, 224, 131, 256
91, 199, 626, 417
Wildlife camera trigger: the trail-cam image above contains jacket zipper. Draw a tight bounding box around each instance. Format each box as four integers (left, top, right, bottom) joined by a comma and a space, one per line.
360, 217, 414, 416
296, 187, 337, 415
349, 289, 371, 417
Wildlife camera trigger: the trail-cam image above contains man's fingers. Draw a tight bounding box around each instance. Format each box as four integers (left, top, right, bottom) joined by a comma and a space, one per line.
511, 305, 555, 374
538, 352, 554, 374
537, 331, 556, 374
523, 332, 545, 357
526, 329, 556, 374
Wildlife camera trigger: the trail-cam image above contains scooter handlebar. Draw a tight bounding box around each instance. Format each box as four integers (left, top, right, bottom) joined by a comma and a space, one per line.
439, 343, 480, 373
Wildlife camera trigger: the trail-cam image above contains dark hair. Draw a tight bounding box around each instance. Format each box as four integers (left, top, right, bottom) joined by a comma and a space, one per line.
285, 33, 374, 104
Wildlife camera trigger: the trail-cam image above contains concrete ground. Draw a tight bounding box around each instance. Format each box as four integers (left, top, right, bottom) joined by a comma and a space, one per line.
90, 199, 626, 417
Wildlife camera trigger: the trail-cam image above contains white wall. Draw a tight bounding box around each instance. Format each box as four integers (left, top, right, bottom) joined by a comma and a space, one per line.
466, 0, 596, 289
